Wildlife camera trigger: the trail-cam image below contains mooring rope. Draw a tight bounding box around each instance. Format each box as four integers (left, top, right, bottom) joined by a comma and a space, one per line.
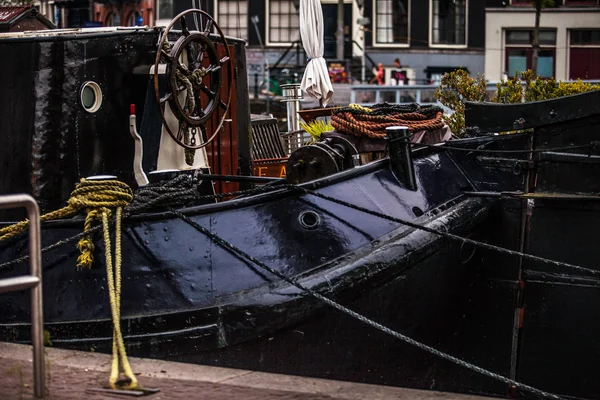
331, 103, 446, 139
101, 208, 142, 391
166, 207, 564, 400
408, 140, 600, 154
289, 185, 600, 278
0, 174, 591, 398
0, 179, 287, 271
0, 179, 132, 268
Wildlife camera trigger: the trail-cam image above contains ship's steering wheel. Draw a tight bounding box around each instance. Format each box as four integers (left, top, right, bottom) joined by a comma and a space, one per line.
153, 9, 234, 150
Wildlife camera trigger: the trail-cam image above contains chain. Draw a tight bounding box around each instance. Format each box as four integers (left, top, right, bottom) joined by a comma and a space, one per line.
168, 207, 564, 400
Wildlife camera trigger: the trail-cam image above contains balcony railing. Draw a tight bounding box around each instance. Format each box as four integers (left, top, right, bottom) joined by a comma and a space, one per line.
350, 81, 600, 114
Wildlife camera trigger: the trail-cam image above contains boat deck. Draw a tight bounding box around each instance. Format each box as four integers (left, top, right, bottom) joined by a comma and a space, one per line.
0, 342, 493, 400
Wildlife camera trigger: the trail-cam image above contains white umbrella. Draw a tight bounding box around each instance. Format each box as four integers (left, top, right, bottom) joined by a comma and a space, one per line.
299, 0, 334, 106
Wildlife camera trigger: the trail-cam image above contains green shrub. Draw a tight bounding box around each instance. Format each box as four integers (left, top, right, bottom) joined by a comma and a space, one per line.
435, 69, 600, 137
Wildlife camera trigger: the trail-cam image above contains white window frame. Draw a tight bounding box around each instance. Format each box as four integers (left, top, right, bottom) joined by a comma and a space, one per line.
155, 0, 174, 27
214, 0, 249, 39
371, 0, 410, 48
265, 0, 301, 47
428, 0, 468, 49
503, 27, 557, 78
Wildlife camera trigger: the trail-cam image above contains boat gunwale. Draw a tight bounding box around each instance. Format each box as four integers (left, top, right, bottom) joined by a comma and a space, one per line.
0, 142, 479, 230
0, 195, 487, 347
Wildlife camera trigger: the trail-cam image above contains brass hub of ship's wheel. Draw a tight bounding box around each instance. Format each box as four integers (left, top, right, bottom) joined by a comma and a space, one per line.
153, 9, 233, 150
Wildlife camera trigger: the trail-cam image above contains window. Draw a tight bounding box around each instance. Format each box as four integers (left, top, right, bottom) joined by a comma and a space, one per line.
431, 0, 467, 47
506, 30, 557, 45
105, 12, 121, 27
268, 0, 300, 44
569, 29, 600, 80
570, 29, 600, 45
504, 29, 556, 78
157, 0, 174, 23
217, 0, 248, 39
374, 0, 409, 45
564, 0, 599, 5
127, 11, 143, 26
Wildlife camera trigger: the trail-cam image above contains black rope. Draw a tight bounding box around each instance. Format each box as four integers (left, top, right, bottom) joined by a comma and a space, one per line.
409, 141, 598, 154
334, 103, 444, 118
0, 178, 287, 271
168, 207, 564, 400
286, 185, 600, 277
1, 176, 597, 280
0, 175, 587, 398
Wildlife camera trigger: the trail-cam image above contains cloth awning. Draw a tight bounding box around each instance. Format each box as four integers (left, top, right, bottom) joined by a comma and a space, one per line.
299, 0, 334, 106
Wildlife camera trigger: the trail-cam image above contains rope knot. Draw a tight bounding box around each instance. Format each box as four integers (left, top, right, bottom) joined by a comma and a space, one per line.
69, 179, 132, 269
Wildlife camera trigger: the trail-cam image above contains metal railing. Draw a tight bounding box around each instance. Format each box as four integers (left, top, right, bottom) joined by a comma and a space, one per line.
350, 81, 600, 112
0, 194, 44, 398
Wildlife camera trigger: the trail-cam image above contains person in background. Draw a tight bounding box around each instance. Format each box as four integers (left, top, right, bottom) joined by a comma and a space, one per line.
390, 58, 406, 86
370, 63, 385, 85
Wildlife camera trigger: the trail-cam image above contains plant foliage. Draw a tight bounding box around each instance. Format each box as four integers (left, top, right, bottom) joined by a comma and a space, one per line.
435, 69, 600, 137
300, 119, 334, 144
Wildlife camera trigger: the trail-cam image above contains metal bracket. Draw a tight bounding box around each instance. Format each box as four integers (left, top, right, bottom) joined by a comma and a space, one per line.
129, 108, 150, 186
86, 387, 161, 397
476, 156, 535, 175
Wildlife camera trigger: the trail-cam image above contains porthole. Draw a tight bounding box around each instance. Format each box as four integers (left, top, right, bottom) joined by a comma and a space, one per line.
299, 210, 321, 230
80, 81, 103, 113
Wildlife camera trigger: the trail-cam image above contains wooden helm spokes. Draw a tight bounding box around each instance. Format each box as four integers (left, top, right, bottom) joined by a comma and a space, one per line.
153, 9, 233, 150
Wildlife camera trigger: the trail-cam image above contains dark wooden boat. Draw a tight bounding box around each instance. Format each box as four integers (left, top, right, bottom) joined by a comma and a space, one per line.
1, 11, 600, 400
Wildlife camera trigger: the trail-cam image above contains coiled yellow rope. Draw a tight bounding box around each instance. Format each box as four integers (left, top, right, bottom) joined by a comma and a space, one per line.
0, 179, 133, 268
0, 178, 140, 390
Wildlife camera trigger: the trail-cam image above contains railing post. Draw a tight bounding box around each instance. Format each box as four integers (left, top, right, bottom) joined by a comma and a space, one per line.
254, 73, 259, 98
0, 194, 44, 398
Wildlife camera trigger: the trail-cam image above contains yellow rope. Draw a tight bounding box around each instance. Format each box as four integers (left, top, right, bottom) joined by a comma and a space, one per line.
349, 103, 372, 113
0, 179, 133, 269
103, 208, 140, 390
0, 177, 140, 390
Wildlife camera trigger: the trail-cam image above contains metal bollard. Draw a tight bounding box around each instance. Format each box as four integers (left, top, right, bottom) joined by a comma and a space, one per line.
386, 126, 417, 191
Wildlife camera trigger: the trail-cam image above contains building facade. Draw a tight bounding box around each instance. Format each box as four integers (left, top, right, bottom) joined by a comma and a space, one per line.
361, 0, 491, 84
153, 0, 503, 84
93, 0, 154, 27
485, 0, 600, 81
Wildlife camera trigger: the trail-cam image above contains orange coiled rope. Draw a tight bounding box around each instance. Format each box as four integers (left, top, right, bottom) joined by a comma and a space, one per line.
331, 103, 445, 139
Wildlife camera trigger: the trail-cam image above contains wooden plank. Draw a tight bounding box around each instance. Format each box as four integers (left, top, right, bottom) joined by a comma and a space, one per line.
205, 42, 239, 196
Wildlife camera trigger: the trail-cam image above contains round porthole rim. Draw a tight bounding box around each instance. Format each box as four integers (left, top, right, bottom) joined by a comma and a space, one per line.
299, 210, 321, 230
80, 81, 103, 113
